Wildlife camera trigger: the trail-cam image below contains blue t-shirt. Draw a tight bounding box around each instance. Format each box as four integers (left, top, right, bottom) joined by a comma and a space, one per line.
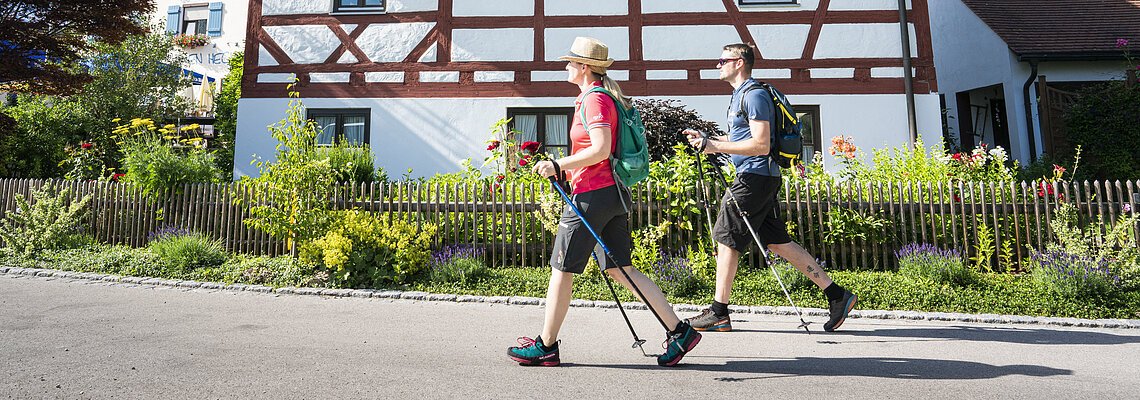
726, 79, 779, 177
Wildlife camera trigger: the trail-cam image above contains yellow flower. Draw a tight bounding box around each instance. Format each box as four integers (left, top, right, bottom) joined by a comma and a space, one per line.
111, 118, 121, 123
163, 124, 175, 130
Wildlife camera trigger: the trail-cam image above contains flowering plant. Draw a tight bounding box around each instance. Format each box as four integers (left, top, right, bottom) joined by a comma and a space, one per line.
60, 141, 105, 180
173, 33, 210, 49
482, 118, 548, 191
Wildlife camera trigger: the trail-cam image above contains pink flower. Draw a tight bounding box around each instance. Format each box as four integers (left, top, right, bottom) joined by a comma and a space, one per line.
1118, 38, 1130, 48
1053, 164, 1066, 175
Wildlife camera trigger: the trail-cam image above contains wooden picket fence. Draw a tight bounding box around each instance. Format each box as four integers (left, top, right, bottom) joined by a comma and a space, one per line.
0, 178, 1136, 271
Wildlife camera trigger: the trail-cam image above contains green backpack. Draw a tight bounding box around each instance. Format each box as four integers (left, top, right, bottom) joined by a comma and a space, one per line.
579, 87, 650, 187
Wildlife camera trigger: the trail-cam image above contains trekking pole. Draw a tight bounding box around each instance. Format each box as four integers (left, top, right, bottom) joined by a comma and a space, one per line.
688, 132, 722, 251
692, 133, 812, 334
546, 176, 673, 342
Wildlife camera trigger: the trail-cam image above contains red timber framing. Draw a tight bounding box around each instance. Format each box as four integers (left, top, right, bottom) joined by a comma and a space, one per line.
241, 0, 938, 98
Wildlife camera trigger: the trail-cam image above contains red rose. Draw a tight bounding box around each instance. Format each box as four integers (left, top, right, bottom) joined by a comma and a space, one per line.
487, 140, 501, 151
521, 141, 541, 154
518, 158, 529, 167
496, 174, 505, 182
112, 173, 125, 181
951, 153, 962, 161
81, 142, 93, 149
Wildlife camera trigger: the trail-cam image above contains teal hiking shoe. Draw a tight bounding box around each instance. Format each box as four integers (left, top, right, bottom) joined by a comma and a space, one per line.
824, 290, 858, 332
507, 336, 560, 366
657, 322, 701, 367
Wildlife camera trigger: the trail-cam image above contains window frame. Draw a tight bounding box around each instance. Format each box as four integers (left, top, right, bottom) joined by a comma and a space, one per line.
793, 105, 823, 164
506, 107, 575, 159
306, 108, 371, 146
332, 0, 386, 14
182, 19, 207, 35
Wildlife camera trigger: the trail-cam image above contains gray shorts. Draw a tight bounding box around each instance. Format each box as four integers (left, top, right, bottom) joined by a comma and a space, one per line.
550, 184, 633, 274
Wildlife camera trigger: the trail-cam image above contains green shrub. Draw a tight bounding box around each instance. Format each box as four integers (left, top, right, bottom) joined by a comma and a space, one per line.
1062, 80, 1140, 180
427, 245, 488, 284
185, 255, 317, 287
895, 243, 973, 286
300, 210, 438, 287
323, 143, 381, 184
34, 245, 169, 278
146, 230, 228, 271
0, 182, 93, 256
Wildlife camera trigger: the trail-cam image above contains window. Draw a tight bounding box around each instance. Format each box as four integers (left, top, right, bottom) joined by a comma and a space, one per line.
334, 0, 385, 13
166, 3, 224, 37
739, 0, 799, 5
507, 107, 574, 159
794, 105, 823, 163
307, 109, 370, 146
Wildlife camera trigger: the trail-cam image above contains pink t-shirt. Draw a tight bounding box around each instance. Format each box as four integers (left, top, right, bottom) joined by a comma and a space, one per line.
569, 81, 619, 194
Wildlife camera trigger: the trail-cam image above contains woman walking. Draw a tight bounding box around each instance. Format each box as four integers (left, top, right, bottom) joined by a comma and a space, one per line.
507, 37, 701, 367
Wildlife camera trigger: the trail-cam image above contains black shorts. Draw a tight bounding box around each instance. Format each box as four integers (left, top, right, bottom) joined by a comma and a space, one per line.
550, 184, 633, 274
712, 173, 792, 252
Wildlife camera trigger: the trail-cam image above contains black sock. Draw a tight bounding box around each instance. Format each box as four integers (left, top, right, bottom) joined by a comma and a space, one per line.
710, 301, 730, 317
823, 283, 845, 302
538, 336, 557, 351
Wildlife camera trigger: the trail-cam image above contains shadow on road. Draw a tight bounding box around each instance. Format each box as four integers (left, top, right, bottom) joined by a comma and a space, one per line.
582, 356, 1073, 381
741, 325, 1140, 346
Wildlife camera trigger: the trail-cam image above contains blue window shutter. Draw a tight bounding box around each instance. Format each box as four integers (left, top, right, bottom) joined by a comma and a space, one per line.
166, 6, 182, 34
207, 2, 224, 37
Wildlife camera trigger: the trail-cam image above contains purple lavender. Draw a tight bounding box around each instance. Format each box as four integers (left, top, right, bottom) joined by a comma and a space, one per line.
429, 245, 485, 270
896, 243, 970, 284
652, 251, 698, 295
1030, 250, 1121, 296
147, 226, 193, 243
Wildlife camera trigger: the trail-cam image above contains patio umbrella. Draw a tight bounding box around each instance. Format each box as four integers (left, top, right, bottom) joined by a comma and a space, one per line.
196, 79, 215, 116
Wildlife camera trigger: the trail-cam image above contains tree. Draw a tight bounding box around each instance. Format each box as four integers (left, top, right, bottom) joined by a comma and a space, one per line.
0, 29, 189, 178
0, 0, 153, 95
214, 52, 243, 176
635, 99, 724, 162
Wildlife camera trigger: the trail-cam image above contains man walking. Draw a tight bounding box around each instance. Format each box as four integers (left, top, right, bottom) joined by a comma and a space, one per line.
683, 43, 857, 332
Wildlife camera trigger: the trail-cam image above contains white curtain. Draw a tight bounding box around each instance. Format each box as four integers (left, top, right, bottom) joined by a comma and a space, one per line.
314, 116, 336, 145
545, 114, 569, 158
514, 115, 538, 142
343, 115, 366, 145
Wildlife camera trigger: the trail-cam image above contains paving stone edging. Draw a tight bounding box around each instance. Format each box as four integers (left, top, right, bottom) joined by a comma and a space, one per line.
4, 265, 1139, 329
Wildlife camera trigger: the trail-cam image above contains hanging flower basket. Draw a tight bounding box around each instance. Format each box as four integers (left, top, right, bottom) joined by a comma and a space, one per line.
173, 33, 210, 49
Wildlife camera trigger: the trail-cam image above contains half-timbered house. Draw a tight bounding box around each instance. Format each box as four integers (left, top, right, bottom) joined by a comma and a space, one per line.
234, 0, 943, 179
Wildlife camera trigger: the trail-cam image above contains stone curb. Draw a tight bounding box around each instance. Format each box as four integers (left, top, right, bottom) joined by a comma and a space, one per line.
4, 266, 1139, 330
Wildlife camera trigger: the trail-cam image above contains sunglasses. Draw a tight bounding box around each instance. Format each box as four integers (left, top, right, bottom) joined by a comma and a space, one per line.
717, 57, 742, 66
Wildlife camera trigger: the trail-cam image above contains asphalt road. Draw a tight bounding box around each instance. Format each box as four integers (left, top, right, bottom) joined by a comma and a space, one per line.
3, 273, 1139, 399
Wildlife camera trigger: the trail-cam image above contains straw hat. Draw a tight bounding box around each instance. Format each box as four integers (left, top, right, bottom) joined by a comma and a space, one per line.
558, 37, 615, 69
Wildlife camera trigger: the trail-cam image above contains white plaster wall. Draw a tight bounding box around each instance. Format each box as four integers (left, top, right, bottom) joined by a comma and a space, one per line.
355, 22, 435, 62
544, 0, 627, 15
929, 0, 1009, 94
545, 28, 629, 61
643, 26, 741, 60
738, 0, 819, 12
814, 23, 918, 59
453, 0, 533, 16
261, 0, 329, 15
748, 24, 811, 59
1037, 61, 1130, 82
452, 29, 534, 62
263, 25, 341, 64
641, 0, 726, 13
235, 93, 941, 179
828, 0, 910, 11
386, 0, 438, 13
